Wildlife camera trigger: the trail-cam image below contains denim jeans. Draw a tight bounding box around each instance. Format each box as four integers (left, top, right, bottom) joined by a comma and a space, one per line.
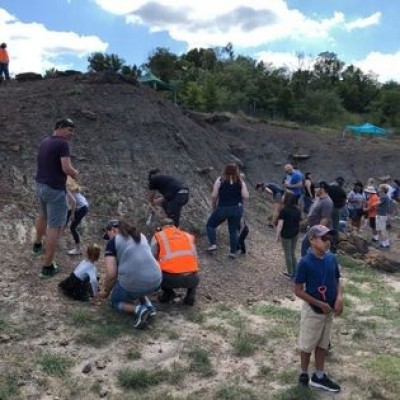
206, 204, 243, 253
301, 233, 310, 257
0, 63, 10, 80
281, 235, 298, 275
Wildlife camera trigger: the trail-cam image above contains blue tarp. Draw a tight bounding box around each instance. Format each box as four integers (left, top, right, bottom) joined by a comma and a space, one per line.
345, 123, 387, 136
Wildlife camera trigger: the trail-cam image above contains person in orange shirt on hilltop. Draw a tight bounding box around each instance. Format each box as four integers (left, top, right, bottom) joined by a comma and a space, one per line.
0, 43, 10, 80
151, 218, 200, 306
364, 186, 379, 242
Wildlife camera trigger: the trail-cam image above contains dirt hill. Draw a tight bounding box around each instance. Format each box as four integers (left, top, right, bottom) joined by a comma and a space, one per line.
0, 74, 400, 400
0, 73, 399, 301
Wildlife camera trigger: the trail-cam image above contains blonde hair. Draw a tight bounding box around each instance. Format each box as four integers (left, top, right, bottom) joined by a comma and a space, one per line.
86, 244, 101, 262
66, 177, 81, 192
379, 184, 389, 194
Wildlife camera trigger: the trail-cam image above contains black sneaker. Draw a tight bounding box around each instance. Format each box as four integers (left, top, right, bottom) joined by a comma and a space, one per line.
133, 307, 151, 330
32, 243, 43, 256
39, 264, 59, 279
298, 373, 309, 387
183, 294, 195, 306
310, 373, 341, 392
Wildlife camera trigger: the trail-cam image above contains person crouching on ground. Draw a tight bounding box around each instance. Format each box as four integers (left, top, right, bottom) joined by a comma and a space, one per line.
100, 219, 162, 329
293, 225, 343, 393
151, 218, 200, 306
59, 244, 101, 302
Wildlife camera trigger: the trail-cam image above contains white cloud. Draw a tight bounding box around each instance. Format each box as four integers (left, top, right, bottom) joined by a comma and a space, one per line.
345, 12, 381, 31
0, 8, 108, 75
354, 51, 400, 83
93, 0, 349, 48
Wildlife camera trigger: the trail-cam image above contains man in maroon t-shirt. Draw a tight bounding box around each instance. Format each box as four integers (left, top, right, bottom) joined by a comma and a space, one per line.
33, 118, 79, 278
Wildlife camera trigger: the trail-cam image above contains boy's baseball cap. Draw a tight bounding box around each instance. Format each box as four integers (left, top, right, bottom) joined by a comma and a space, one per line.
308, 225, 336, 240
315, 181, 330, 191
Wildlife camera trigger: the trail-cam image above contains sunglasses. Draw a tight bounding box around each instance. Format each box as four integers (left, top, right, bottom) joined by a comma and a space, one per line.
319, 235, 332, 242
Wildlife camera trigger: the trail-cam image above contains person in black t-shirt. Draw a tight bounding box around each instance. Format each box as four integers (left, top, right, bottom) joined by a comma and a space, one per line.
328, 177, 347, 232
148, 169, 189, 227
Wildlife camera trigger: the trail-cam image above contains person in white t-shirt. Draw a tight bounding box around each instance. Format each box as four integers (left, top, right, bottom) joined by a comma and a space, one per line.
59, 244, 101, 301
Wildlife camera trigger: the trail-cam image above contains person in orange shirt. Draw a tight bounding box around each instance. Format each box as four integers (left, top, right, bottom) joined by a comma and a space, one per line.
0, 43, 10, 80
364, 186, 379, 242
151, 218, 200, 306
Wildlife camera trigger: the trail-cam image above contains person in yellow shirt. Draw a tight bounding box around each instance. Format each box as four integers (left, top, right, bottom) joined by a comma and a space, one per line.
0, 43, 10, 80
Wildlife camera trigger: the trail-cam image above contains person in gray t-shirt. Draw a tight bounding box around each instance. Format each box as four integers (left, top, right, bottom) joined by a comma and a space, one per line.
101, 220, 162, 329
301, 181, 334, 256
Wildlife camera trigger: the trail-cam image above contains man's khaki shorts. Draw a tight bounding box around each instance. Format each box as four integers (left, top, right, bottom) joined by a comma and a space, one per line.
298, 301, 333, 353
376, 215, 387, 231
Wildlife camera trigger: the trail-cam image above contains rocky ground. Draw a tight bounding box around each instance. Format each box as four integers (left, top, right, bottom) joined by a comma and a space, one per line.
0, 74, 399, 399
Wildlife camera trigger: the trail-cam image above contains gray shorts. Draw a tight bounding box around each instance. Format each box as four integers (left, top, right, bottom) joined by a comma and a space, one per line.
36, 183, 67, 228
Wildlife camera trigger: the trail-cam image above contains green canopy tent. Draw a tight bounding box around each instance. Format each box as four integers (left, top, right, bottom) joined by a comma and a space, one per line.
342, 123, 388, 140
138, 72, 176, 103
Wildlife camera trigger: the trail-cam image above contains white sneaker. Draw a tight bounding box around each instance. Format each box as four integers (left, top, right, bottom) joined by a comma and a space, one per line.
206, 245, 218, 252
67, 248, 82, 255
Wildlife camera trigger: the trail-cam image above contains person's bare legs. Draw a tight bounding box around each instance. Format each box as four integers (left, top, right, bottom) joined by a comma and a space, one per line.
34, 214, 47, 245
44, 227, 62, 266
314, 346, 326, 371
300, 351, 311, 371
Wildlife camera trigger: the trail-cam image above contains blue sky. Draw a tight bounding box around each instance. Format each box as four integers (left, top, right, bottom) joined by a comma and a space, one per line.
1, 0, 400, 82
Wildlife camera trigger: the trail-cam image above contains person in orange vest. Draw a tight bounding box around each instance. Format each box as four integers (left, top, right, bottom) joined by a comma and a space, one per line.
151, 218, 200, 306
0, 43, 10, 80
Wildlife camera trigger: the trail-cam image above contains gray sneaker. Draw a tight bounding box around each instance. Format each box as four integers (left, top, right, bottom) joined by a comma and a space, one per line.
133, 306, 151, 329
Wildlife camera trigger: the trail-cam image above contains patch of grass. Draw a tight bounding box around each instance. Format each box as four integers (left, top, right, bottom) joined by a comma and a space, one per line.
75, 317, 132, 347
273, 386, 317, 400
37, 352, 73, 377
258, 364, 272, 377
69, 307, 93, 326
0, 374, 19, 399
232, 330, 265, 357
344, 282, 365, 298
187, 347, 215, 377
184, 309, 206, 324
166, 329, 180, 340
206, 323, 228, 336
126, 348, 142, 360
277, 369, 298, 385
215, 384, 259, 400
365, 354, 400, 396
266, 322, 297, 339
252, 304, 299, 320
117, 367, 169, 390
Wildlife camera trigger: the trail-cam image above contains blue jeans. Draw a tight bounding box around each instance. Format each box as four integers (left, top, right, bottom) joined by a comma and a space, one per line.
110, 281, 159, 310
0, 63, 10, 80
206, 205, 243, 253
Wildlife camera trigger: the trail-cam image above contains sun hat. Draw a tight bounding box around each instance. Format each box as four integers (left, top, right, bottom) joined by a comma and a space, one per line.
364, 186, 377, 194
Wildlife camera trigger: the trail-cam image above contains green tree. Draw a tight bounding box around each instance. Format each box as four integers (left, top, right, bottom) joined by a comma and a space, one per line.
202, 78, 218, 112
312, 51, 345, 90
88, 52, 125, 72
145, 47, 179, 82
181, 81, 203, 109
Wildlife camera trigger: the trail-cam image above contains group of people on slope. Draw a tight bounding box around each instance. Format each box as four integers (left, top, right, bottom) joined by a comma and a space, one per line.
33, 118, 200, 329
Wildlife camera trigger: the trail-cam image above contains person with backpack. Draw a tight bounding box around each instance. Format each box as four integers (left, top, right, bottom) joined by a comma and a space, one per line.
206, 164, 249, 258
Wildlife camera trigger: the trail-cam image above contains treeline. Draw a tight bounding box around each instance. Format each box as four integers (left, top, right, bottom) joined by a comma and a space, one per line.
85, 44, 400, 128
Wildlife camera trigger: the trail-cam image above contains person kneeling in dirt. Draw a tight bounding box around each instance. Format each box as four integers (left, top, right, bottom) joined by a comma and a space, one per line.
100, 219, 162, 329
151, 218, 199, 306
59, 243, 101, 302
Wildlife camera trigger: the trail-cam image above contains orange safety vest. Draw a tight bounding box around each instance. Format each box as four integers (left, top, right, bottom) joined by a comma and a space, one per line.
155, 226, 199, 274
0, 48, 9, 63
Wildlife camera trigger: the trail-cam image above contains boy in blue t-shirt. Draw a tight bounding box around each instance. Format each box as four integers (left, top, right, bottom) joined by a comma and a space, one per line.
293, 225, 343, 393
